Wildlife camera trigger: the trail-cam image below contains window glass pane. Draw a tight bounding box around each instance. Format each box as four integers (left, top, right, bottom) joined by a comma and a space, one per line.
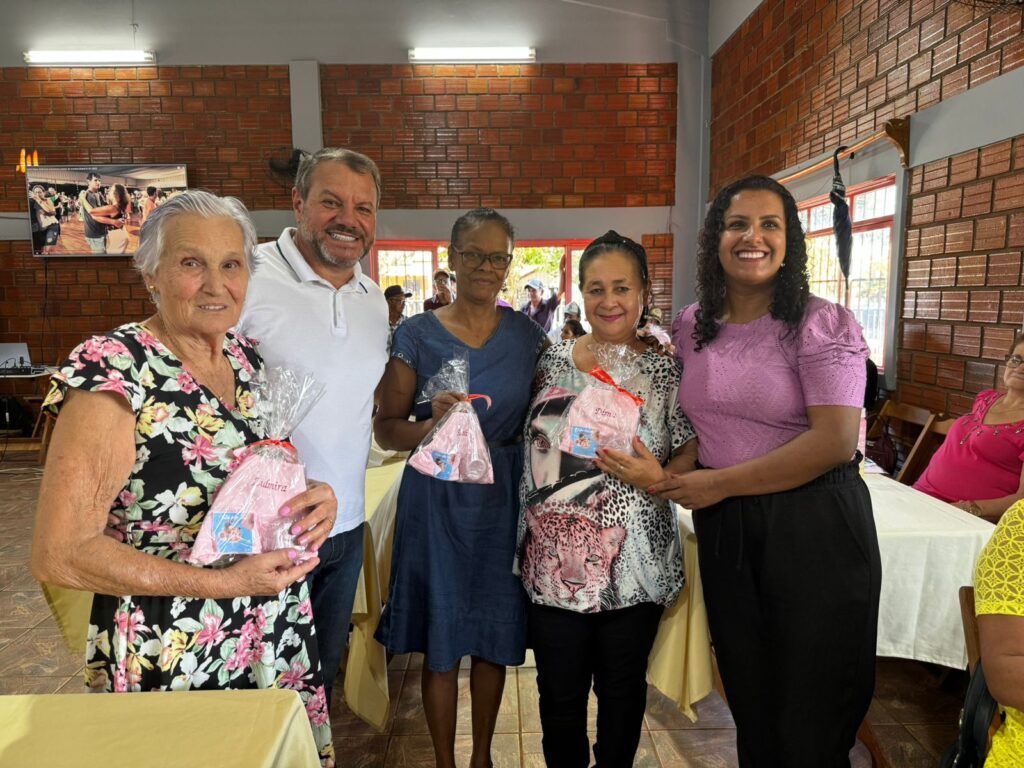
797, 209, 810, 232
377, 249, 434, 316
806, 234, 841, 303
847, 227, 891, 361
853, 184, 896, 220
805, 226, 891, 362
809, 203, 832, 232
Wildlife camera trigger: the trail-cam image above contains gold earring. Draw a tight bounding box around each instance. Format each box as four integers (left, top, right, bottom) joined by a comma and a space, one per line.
147, 285, 156, 291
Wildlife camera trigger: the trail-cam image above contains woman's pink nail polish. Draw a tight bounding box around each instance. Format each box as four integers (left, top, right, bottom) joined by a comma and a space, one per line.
291, 524, 302, 535
279, 506, 291, 517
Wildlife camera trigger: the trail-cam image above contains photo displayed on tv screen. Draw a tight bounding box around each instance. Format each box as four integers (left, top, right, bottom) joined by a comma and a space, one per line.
26, 165, 188, 257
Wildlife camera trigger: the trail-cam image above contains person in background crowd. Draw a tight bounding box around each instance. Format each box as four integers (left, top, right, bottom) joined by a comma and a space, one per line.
516, 230, 697, 768
31, 190, 336, 765
91, 184, 132, 254
237, 147, 388, 710
29, 185, 60, 255
547, 300, 583, 343
424, 270, 453, 311
520, 258, 567, 333
142, 186, 159, 225
913, 333, 1024, 522
974, 496, 1024, 767
47, 187, 63, 222
78, 172, 119, 254
559, 318, 586, 340
385, 284, 413, 348
655, 174, 881, 767
375, 207, 547, 768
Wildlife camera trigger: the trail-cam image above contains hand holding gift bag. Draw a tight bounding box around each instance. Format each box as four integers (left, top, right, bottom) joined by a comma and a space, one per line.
187, 367, 326, 566
559, 343, 646, 458
409, 350, 495, 484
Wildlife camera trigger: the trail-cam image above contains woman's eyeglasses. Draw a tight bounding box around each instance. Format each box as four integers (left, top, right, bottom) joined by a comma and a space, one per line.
1006, 354, 1024, 368
454, 249, 513, 269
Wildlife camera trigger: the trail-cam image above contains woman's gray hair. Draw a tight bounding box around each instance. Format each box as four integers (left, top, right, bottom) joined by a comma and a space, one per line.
133, 189, 258, 279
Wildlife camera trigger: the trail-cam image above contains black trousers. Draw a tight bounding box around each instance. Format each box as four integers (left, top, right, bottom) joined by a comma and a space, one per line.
694, 460, 881, 768
529, 601, 664, 768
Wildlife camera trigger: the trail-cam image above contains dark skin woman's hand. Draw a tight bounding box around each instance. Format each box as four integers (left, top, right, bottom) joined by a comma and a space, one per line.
430, 391, 468, 424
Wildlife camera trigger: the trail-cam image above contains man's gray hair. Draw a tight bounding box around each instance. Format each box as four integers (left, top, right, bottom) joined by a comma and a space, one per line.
133, 189, 258, 278
294, 148, 382, 206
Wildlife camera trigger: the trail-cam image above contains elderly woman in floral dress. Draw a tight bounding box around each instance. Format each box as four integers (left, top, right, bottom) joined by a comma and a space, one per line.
31, 191, 337, 766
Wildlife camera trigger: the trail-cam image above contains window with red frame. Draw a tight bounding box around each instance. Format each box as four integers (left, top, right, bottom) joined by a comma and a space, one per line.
370, 240, 589, 327
798, 177, 896, 366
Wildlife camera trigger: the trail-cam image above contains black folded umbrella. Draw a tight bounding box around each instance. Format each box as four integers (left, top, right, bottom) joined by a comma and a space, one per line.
830, 145, 852, 302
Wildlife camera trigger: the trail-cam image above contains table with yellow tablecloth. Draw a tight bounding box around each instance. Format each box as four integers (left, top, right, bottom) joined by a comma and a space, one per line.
0, 688, 319, 767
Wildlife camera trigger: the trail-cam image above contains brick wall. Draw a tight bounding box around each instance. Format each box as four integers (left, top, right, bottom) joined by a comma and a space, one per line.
710, 0, 1024, 191
900, 134, 1024, 415
643, 232, 674, 318
0, 65, 293, 211
0, 65, 293, 377
710, 1, 1024, 416
1, 62, 677, 380
321, 63, 677, 209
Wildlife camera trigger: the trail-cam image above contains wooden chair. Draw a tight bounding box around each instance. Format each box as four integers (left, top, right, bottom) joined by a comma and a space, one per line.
866, 400, 937, 479
897, 416, 955, 486
958, 586, 1003, 748
960, 586, 982, 674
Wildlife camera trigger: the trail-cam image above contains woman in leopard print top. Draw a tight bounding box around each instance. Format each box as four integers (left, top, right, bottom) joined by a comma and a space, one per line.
514, 231, 697, 768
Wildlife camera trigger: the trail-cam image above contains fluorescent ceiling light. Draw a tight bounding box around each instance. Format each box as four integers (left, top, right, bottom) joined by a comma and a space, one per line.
23, 50, 156, 65
409, 46, 535, 63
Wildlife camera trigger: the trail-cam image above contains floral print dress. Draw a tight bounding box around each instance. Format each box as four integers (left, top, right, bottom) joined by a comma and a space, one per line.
43, 322, 334, 765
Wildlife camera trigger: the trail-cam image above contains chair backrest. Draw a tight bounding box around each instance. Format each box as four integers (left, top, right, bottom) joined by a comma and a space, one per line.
959, 585, 982, 675
897, 415, 955, 485
866, 400, 934, 440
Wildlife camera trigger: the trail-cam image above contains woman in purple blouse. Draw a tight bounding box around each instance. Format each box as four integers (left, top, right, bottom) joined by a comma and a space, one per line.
652, 175, 881, 767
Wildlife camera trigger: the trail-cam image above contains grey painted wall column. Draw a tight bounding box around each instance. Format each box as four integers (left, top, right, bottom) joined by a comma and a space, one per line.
668, 4, 711, 312
289, 60, 323, 153
671, 45, 710, 311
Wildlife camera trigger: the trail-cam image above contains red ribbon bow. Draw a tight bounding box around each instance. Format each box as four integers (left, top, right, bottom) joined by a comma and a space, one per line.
251, 438, 298, 453
467, 393, 493, 409
588, 367, 645, 406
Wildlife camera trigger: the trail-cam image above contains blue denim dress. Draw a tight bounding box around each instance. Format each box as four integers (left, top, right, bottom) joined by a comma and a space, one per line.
375, 309, 545, 671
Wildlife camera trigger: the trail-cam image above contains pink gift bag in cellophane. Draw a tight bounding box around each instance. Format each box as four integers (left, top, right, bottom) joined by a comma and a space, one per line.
186, 366, 326, 567
187, 441, 309, 566
559, 368, 645, 459
409, 395, 494, 484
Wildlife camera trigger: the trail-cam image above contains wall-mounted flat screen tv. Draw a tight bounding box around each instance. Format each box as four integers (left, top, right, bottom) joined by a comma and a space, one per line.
26, 165, 188, 257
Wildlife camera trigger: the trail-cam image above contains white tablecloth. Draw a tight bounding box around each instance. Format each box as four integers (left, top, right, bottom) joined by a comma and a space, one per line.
864, 473, 993, 668
677, 473, 993, 671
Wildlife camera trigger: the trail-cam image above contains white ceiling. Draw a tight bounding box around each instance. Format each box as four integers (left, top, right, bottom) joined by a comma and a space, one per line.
1, 0, 713, 66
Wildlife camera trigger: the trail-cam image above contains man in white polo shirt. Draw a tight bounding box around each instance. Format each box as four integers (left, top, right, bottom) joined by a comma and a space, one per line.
237, 148, 388, 709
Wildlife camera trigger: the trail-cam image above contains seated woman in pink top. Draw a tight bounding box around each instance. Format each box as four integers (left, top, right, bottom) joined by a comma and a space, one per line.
913, 334, 1024, 521
652, 175, 881, 768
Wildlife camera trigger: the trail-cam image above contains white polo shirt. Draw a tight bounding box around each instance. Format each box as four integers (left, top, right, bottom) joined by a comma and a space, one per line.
237, 228, 388, 536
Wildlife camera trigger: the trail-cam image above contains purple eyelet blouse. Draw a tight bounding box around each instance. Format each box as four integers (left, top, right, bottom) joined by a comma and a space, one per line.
671, 296, 869, 469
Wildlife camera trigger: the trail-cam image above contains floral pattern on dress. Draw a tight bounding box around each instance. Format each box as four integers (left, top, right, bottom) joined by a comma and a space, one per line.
43, 322, 334, 765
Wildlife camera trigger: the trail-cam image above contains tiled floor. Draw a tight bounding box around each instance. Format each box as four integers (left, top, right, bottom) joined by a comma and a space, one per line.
0, 451, 966, 766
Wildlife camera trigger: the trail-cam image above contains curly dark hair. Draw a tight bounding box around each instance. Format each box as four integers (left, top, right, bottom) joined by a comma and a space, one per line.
692, 175, 809, 351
